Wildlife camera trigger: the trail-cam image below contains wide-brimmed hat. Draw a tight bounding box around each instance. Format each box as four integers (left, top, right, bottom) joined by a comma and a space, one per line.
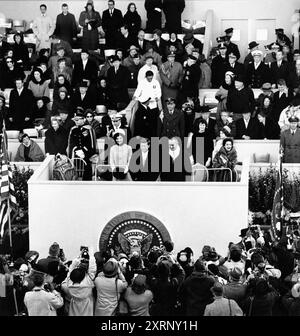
103, 260, 118, 278
183, 32, 194, 43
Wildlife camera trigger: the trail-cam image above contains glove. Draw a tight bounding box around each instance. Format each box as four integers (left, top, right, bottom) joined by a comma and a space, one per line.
75, 149, 85, 159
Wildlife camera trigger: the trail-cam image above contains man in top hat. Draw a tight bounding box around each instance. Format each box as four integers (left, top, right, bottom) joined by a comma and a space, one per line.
225, 51, 245, 78
275, 28, 292, 48
71, 80, 97, 113
72, 49, 98, 87
106, 55, 130, 109
270, 49, 290, 88
160, 51, 183, 104
157, 97, 185, 140
32, 4, 55, 52
68, 110, 97, 179
183, 32, 203, 54
257, 110, 280, 140
54, 3, 78, 47
244, 41, 259, 70
280, 115, 300, 163
102, 0, 124, 49
245, 49, 271, 88
211, 43, 228, 88
181, 55, 201, 102
224, 28, 240, 61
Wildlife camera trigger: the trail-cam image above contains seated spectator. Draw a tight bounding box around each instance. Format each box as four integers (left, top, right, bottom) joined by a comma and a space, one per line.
257, 110, 280, 139
94, 259, 128, 316
256, 95, 274, 118
72, 49, 98, 87
134, 29, 147, 55
31, 96, 50, 129
151, 29, 168, 58
270, 49, 290, 88
215, 111, 236, 139
272, 79, 293, 122
109, 130, 133, 181
71, 81, 97, 113
0, 56, 25, 90
166, 33, 184, 61
118, 25, 135, 57
212, 127, 232, 160
52, 74, 72, 102
179, 259, 215, 316
236, 110, 261, 139
45, 117, 69, 156
197, 105, 216, 139
123, 3, 142, 38
57, 109, 75, 135
256, 82, 274, 108
123, 45, 139, 68
124, 274, 153, 316
99, 55, 114, 78
61, 247, 96, 316
204, 282, 243, 316
48, 45, 72, 73
97, 77, 111, 106
84, 109, 101, 138
27, 67, 50, 99
0, 32, 11, 62
212, 137, 237, 181
24, 271, 63, 316
14, 134, 44, 162
52, 87, 72, 116
52, 57, 73, 84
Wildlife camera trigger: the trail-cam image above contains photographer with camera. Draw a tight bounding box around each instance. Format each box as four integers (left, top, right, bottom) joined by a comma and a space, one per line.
61, 245, 96, 316
24, 271, 63, 316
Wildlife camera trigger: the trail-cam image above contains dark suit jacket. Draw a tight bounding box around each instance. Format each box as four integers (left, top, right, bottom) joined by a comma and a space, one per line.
151, 38, 168, 57
157, 108, 185, 139
246, 62, 271, 88
71, 88, 97, 112
193, 117, 216, 139
54, 12, 78, 45
211, 55, 228, 88
235, 117, 261, 139
270, 60, 290, 85
225, 62, 245, 79
102, 8, 123, 34
134, 38, 148, 55
106, 65, 130, 104
257, 117, 280, 140
72, 58, 98, 86
129, 149, 160, 181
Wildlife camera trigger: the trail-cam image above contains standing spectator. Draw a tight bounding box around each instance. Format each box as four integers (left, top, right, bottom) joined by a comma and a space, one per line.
215, 110, 236, 138
94, 259, 128, 316
97, 77, 111, 106
158, 97, 185, 140
32, 4, 55, 52
53, 74, 72, 102
79, 0, 102, 51
160, 52, 183, 103
45, 117, 68, 155
54, 3, 78, 47
124, 274, 153, 316
280, 116, 300, 163
71, 81, 97, 114
125, 53, 142, 89
24, 272, 63, 316
224, 28, 240, 61
288, 59, 300, 89
227, 75, 255, 120
246, 50, 271, 88
106, 56, 130, 109
225, 51, 245, 79
118, 25, 135, 56
12, 33, 30, 70
215, 71, 235, 118
102, 0, 124, 49
181, 55, 201, 102
198, 54, 212, 89
244, 41, 259, 70
72, 49, 98, 87
211, 44, 228, 88
140, 51, 162, 77
270, 50, 290, 87
14, 134, 45, 162
123, 3, 142, 38
52, 57, 73, 85
162, 0, 185, 34
28, 67, 50, 99
61, 248, 96, 316
48, 46, 72, 74
166, 33, 184, 61
8, 78, 34, 131
145, 0, 163, 32
179, 259, 215, 316
204, 282, 243, 316
183, 33, 203, 54
223, 267, 247, 308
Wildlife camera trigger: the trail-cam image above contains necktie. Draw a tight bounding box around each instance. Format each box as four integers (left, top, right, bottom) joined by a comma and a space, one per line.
110, 10, 113, 16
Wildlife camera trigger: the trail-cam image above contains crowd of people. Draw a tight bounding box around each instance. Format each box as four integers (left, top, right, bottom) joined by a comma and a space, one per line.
1, 224, 300, 316
0, 1, 299, 181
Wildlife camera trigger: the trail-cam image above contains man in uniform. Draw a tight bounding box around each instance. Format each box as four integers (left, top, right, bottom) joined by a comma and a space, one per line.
245, 49, 271, 88
280, 116, 300, 163
211, 43, 228, 88
68, 110, 97, 180
224, 28, 240, 61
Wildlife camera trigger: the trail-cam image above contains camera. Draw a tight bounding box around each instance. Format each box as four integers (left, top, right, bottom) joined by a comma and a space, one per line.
216, 36, 227, 43
80, 246, 90, 261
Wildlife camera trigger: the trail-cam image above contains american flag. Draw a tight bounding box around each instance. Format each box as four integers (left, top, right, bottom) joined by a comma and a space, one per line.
271, 146, 284, 241
0, 127, 17, 240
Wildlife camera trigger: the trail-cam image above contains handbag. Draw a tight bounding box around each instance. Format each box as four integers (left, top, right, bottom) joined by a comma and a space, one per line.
115, 278, 129, 316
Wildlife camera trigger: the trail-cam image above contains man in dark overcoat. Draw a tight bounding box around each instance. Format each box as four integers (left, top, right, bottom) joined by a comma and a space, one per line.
102, 0, 123, 48
211, 44, 228, 88
162, 0, 185, 34
280, 116, 300, 163
72, 49, 98, 87
245, 50, 271, 88
145, 0, 163, 32
54, 3, 78, 46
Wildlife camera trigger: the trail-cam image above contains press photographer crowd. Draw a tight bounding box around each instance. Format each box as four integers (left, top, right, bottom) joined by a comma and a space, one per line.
1, 223, 300, 317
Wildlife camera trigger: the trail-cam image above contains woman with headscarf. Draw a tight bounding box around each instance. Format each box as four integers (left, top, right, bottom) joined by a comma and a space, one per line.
53, 74, 72, 102
212, 137, 237, 181
52, 86, 72, 116
215, 71, 235, 119
124, 3, 142, 37
12, 33, 29, 70
79, 0, 102, 51
52, 57, 73, 85
84, 109, 101, 138
27, 67, 50, 99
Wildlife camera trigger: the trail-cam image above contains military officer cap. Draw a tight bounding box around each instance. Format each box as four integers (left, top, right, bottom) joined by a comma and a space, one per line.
275, 28, 284, 35
111, 113, 122, 121
289, 116, 299, 123
74, 110, 85, 118
165, 97, 176, 104
225, 27, 234, 34
167, 51, 176, 58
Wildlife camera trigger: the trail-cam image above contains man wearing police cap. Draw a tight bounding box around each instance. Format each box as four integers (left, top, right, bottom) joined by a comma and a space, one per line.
157, 97, 185, 139
280, 115, 300, 163
245, 49, 271, 88
224, 28, 240, 61
68, 110, 97, 180
211, 43, 228, 88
